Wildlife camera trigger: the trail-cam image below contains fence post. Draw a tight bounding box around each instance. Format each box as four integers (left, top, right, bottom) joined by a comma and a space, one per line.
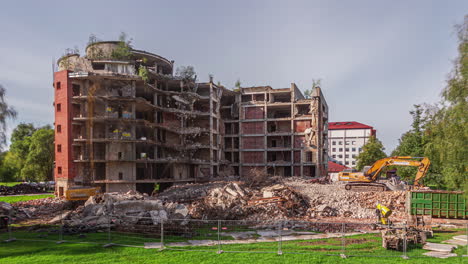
56, 211, 65, 244
159, 219, 164, 251
103, 214, 115, 248
4, 216, 15, 243
217, 220, 223, 254
465, 223, 467, 257
340, 222, 346, 258
277, 220, 283, 255
402, 223, 409, 259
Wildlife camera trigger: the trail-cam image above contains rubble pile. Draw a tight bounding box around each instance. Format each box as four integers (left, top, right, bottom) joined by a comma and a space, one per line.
57, 191, 191, 228
13, 197, 66, 220
284, 178, 407, 220
161, 181, 309, 220
0, 184, 44, 195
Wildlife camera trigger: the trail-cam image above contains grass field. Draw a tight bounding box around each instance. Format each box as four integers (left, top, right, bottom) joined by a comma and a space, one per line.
0, 226, 466, 264
0, 182, 22, 187
0, 194, 54, 204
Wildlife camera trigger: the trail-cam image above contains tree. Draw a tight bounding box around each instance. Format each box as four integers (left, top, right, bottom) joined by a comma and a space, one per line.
21, 128, 54, 181
0, 85, 17, 150
391, 105, 426, 180
4, 123, 37, 179
233, 79, 241, 92
423, 16, 468, 192
111, 32, 133, 60
355, 136, 387, 171
304, 79, 322, 99
175, 66, 197, 82
0, 151, 16, 182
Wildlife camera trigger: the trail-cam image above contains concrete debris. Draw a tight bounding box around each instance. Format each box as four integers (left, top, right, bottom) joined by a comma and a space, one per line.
56, 192, 190, 228
12, 197, 66, 220
0, 202, 13, 215
422, 242, 457, 252
422, 251, 457, 258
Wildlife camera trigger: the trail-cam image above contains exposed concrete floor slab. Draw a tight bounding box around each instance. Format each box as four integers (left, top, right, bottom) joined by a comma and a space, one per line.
453, 235, 467, 242
423, 242, 457, 252
423, 251, 457, 258
442, 239, 467, 246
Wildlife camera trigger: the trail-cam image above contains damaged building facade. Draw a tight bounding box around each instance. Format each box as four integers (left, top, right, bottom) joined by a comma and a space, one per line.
221, 85, 328, 178
53, 41, 328, 195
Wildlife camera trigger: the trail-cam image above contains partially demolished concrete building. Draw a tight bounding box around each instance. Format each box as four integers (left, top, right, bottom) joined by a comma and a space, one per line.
221, 85, 328, 178
53, 41, 328, 195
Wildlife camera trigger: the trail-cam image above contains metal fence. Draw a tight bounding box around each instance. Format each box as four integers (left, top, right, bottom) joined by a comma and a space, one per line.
1, 214, 467, 259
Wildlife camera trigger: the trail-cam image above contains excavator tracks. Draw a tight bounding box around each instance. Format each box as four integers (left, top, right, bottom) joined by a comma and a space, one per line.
344, 182, 387, 192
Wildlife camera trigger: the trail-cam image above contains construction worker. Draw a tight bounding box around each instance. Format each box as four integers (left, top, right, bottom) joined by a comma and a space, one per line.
151, 183, 160, 196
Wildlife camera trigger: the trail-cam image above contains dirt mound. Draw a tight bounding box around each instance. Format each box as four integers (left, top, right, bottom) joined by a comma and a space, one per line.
0, 184, 44, 195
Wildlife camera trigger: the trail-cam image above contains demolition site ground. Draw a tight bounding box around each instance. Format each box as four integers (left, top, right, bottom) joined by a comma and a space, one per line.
0, 227, 466, 264
1, 177, 467, 263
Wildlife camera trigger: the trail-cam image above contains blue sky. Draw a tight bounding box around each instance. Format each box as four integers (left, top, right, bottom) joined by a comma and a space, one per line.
0, 0, 466, 152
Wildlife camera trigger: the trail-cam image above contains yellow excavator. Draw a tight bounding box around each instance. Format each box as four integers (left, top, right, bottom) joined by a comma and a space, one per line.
338, 156, 431, 191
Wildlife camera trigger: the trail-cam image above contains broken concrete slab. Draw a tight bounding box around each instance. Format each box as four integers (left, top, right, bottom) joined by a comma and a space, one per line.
423, 251, 457, 258
220, 231, 256, 240
144, 242, 162, 249
113, 200, 163, 214
442, 239, 467, 246
423, 242, 457, 252
187, 240, 217, 246
149, 210, 168, 224
453, 235, 467, 243
48, 210, 72, 224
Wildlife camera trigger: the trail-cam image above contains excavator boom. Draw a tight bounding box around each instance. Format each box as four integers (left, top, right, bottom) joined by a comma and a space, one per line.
338, 156, 431, 191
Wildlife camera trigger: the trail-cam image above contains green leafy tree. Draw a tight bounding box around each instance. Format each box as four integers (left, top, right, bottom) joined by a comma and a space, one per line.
175, 66, 197, 82
355, 136, 387, 171
21, 128, 54, 181
303, 89, 311, 99
111, 32, 133, 60
423, 16, 468, 192
0, 85, 17, 150
233, 79, 241, 92
0, 151, 17, 182
391, 105, 426, 180
3, 123, 37, 179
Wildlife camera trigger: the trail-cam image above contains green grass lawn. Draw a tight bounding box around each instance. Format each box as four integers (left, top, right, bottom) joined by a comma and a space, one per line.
0, 182, 22, 187
0, 194, 54, 204
0, 227, 466, 264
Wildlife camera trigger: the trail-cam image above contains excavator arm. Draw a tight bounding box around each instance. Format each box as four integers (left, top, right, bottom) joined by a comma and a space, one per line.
364, 156, 430, 184
338, 156, 431, 191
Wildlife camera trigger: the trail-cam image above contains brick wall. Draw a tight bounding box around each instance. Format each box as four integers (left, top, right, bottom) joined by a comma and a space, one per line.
294, 136, 306, 148
241, 122, 264, 134
242, 151, 264, 163
244, 107, 264, 119
242, 137, 264, 149
54, 70, 75, 182
294, 120, 311, 132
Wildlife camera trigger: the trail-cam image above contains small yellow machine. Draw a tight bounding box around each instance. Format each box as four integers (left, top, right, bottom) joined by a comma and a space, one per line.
65, 187, 100, 201
376, 203, 392, 225
338, 156, 431, 191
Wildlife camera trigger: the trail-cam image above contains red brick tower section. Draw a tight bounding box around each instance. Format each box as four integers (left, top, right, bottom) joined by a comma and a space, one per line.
54, 70, 75, 197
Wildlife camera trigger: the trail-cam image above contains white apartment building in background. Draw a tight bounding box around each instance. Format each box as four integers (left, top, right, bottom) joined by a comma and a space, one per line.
328, 121, 376, 168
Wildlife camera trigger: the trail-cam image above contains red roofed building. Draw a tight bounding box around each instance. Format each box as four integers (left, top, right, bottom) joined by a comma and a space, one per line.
327, 161, 349, 174
328, 121, 376, 168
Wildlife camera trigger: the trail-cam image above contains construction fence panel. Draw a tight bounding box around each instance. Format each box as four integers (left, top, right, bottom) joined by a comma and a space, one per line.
163, 219, 219, 252
277, 221, 342, 256
343, 223, 406, 258
107, 215, 161, 248
219, 220, 279, 254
